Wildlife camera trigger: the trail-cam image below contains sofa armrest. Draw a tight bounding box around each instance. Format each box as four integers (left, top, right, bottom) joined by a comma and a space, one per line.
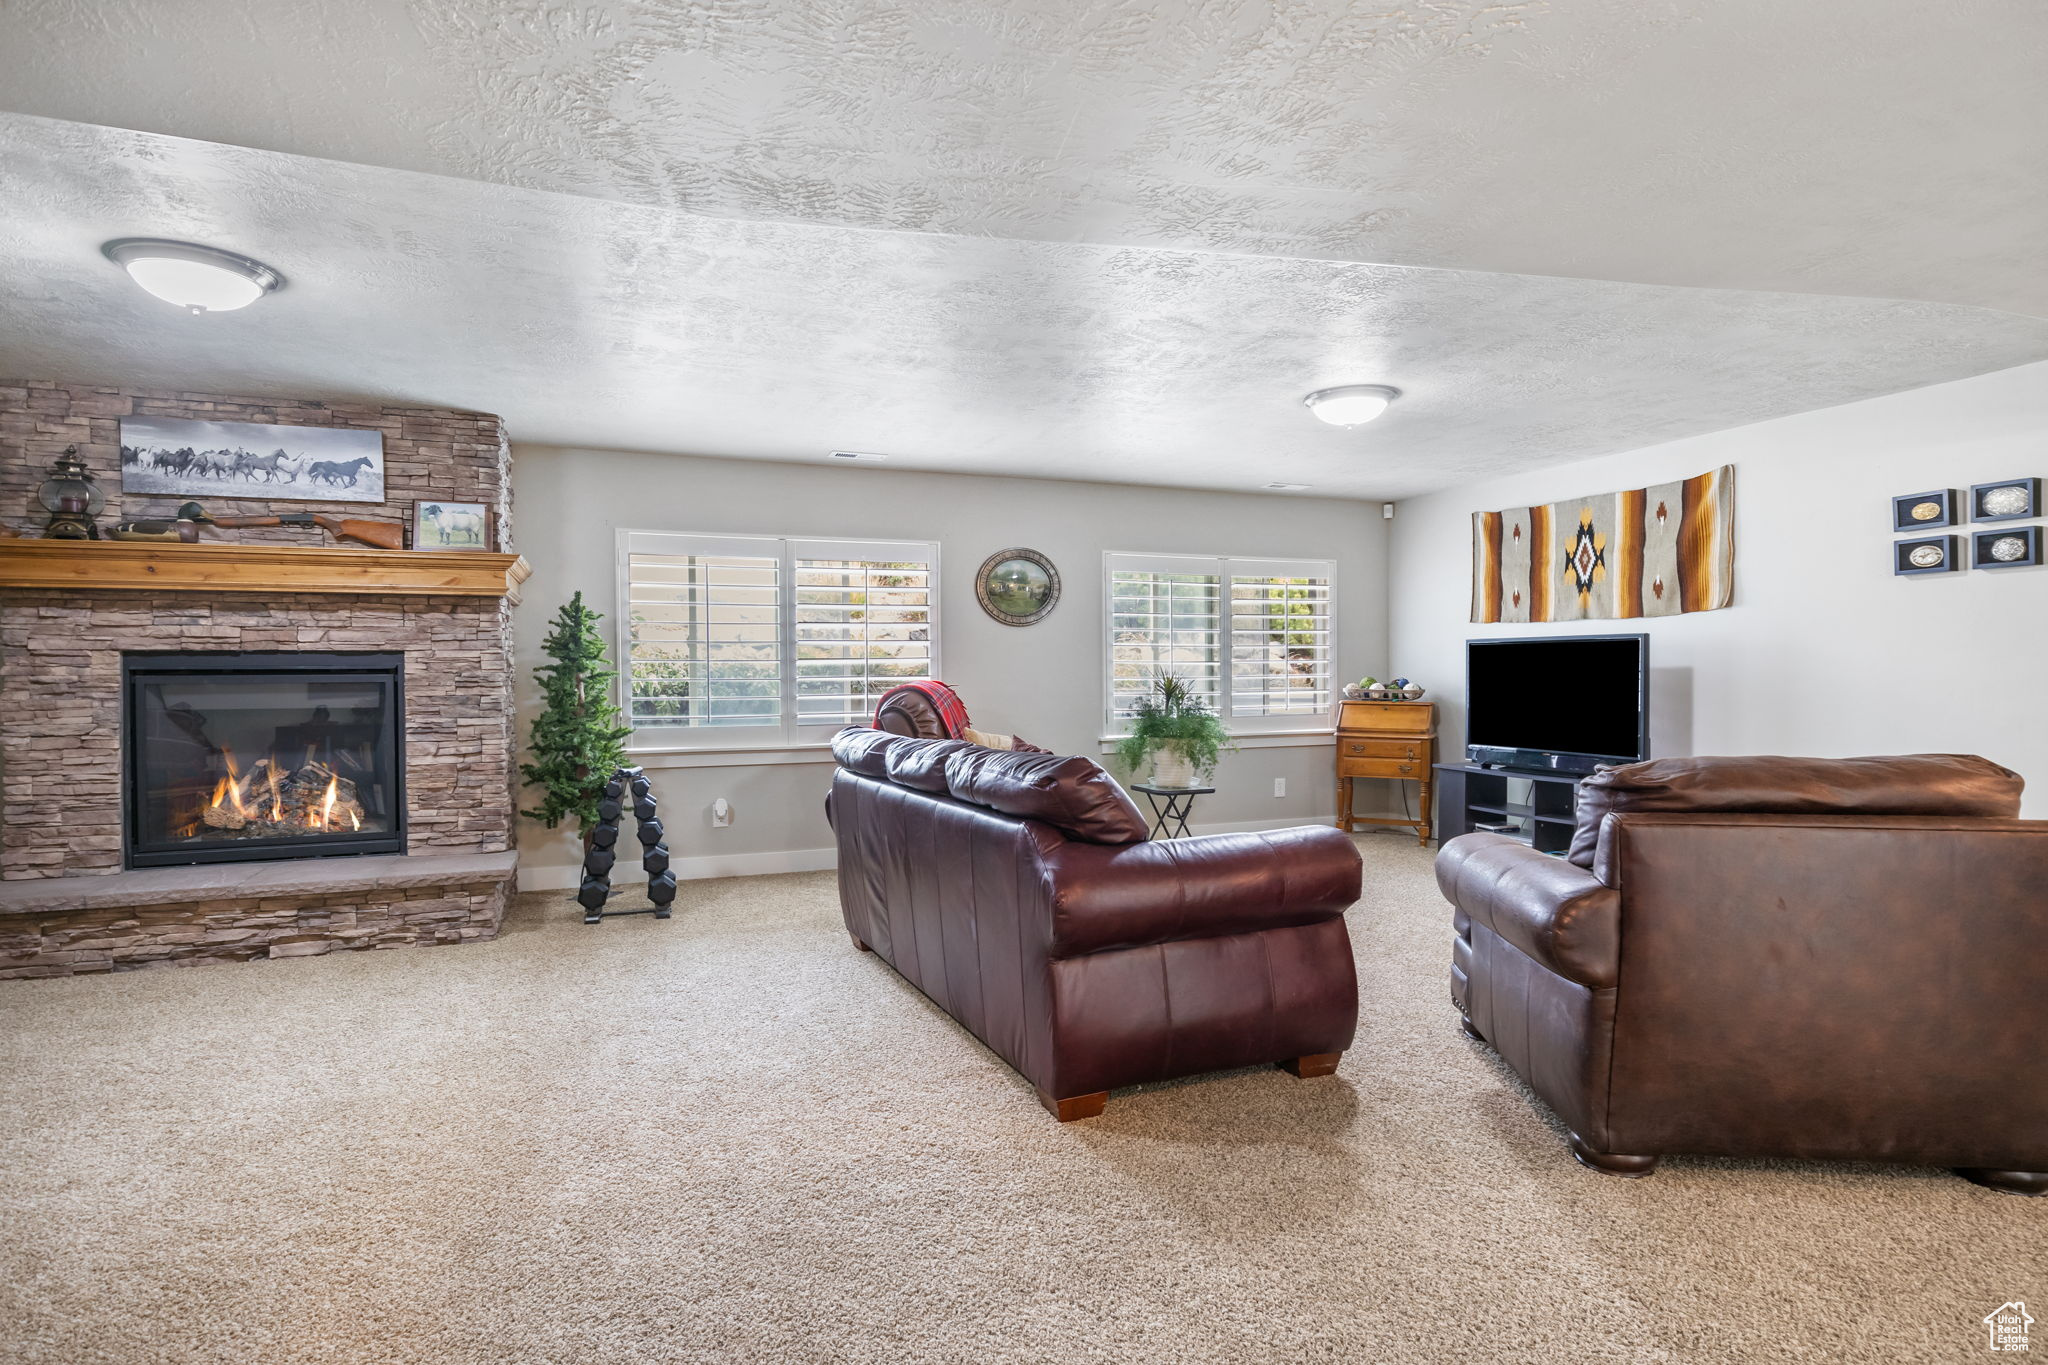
1039, 825, 1361, 959
1435, 833, 1619, 988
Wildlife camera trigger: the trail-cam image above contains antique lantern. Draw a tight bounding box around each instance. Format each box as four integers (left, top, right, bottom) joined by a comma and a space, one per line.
37, 446, 106, 539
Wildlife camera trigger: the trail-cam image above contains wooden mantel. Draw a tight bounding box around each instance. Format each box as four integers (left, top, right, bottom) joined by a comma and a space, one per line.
0, 539, 532, 601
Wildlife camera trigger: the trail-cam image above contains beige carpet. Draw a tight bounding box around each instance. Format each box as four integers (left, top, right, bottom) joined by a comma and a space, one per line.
1, 838, 2038, 1364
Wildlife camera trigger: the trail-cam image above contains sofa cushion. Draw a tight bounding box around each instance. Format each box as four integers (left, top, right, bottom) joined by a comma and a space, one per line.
1567, 753, 2025, 867
831, 727, 903, 778
944, 748, 1150, 846
882, 737, 975, 793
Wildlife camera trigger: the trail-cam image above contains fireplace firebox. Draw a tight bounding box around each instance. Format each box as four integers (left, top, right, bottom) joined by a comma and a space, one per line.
123, 653, 406, 868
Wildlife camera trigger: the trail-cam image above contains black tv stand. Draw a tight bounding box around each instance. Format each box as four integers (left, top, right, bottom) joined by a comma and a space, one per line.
1433, 762, 1587, 856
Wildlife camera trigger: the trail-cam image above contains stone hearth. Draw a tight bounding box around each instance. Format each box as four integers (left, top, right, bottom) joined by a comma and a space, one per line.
0, 852, 517, 978
0, 380, 520, 979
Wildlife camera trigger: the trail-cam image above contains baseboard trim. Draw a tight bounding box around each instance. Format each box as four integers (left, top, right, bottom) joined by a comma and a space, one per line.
1186, 813, 1339, 836
516, 818, 1353, 891
517, 846, 838, 891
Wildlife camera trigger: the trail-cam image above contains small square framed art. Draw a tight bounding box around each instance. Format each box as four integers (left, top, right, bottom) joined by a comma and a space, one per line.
1891, 489, 1958, 531
1893, 535, 1960, 576
1972, 525, 2041, 569
1969, 478, 2040, 523
412, 501, 493, 551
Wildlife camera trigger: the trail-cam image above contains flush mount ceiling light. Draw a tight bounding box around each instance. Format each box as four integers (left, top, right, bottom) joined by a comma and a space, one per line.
101, 238, 284, 314
1302, 384, 1400, 427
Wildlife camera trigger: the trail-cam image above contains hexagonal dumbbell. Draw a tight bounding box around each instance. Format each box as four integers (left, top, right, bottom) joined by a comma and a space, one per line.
647, 870, 677, 915
635, 817, 664, 848
589, 821, 619, 850
577, 875, 611, 921
641, 843, 670, 876
582, 846, 616, 879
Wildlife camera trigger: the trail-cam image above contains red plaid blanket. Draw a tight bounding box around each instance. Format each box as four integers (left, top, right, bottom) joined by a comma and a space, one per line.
874, 680, 971, 739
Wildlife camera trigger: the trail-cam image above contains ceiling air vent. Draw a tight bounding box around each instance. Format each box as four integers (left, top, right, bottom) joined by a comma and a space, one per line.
830, 451, 889, 462
1264, 482, 1312, 491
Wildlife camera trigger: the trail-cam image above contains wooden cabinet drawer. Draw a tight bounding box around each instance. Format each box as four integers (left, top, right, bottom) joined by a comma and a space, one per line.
1341, 738, 1424, 761
1339, 756, 1424, 780
1336, 700, 1434, 733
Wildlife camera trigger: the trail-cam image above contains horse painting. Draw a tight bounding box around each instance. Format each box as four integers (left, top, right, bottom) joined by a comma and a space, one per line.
118, 416, 384, 503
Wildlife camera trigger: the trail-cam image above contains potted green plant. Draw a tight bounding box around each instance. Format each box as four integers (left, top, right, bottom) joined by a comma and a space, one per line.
1113, 674, 1234, 789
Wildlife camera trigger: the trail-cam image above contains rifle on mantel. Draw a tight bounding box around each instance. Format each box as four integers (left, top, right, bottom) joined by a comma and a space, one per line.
175, 502, 407, 550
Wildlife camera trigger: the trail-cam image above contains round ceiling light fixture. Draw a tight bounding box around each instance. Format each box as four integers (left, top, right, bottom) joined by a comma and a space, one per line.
1302, 383, 1400, 427
101, 238, 284, 314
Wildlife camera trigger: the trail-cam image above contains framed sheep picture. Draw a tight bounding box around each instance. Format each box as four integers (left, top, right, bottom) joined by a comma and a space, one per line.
412, 500, 493, 551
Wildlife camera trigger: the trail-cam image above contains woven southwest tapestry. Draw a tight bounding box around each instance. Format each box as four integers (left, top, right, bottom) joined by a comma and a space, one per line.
1470, 465, 1735, 623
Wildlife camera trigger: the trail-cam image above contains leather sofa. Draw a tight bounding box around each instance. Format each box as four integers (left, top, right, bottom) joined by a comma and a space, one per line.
1437, 754, 2048, 1193
828, 728, 1363, 1119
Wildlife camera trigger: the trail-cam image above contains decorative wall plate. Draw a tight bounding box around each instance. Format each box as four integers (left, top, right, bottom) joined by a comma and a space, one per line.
1972, 525, 2042, 569
1969, 478, 2041, 522
1891, 488, 1958, 531
975, 547, 1060, 625
1893, 534, 1960, 576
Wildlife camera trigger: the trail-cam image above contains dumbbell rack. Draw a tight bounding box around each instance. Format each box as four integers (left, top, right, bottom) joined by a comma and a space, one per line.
577, 766, 678, 923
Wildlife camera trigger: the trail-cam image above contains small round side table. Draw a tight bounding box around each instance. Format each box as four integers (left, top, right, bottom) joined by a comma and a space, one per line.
1131, 783, 1215, 839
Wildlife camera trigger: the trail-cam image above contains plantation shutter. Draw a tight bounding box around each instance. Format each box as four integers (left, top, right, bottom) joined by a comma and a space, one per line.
623, 537, 784, 734
792, 544, 937, 731
1107, 556, 1223, 720
620, 532, 939, 746
1106, 552, 1336, 732
1227, 563, 1333, 718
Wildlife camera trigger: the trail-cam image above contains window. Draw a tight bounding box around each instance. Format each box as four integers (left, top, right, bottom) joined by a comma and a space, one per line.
620, 532, 938, 747
1106, 553, 1333, 733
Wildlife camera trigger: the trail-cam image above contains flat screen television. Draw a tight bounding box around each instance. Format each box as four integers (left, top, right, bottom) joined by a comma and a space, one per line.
1465, 635, 1648, 774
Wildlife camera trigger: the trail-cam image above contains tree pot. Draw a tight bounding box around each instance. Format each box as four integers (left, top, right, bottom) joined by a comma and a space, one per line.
1150, 747, 1198, 789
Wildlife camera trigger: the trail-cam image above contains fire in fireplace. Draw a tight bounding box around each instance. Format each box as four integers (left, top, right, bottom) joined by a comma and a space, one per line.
123, 652, 406, 867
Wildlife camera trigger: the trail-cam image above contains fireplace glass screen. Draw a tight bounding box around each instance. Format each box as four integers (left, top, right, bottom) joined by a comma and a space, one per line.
124, 653, 405, 867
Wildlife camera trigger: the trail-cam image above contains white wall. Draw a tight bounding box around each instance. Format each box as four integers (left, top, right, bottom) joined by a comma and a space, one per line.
1390, 360, 2048, 818
512, 449, 1390, 887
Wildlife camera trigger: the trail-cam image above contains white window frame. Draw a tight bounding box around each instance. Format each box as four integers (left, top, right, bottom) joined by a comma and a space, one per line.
618, 529, 941, 754
1102, 550, 1337, 739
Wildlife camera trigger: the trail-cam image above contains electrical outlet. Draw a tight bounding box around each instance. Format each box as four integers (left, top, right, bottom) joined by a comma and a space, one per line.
711, 798, 733, 827
1273, 778, 1286, 798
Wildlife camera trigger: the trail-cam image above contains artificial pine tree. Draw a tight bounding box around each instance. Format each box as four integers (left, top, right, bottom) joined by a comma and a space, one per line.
519, 592, 632, 840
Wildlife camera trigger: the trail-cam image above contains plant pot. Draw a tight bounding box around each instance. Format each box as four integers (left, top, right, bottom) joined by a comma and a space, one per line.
1150, 747, 1197, 789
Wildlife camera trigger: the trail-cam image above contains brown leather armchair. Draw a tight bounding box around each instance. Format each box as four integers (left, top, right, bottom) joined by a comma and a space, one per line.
829, 728, 1363, 1120
1438, 754, 2048, 1194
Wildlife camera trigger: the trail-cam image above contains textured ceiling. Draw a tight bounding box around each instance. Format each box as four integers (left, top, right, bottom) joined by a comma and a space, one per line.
3, 0, 2045, 315
7, 113, 2046, 500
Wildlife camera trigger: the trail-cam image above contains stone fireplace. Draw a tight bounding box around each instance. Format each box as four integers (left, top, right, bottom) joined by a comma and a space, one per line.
0, 380, 525, 979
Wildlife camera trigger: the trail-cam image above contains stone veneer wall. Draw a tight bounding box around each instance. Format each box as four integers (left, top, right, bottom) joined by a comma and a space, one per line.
0, 381, 519, 976
0, 379, 512, 543
1, 592, 514, 879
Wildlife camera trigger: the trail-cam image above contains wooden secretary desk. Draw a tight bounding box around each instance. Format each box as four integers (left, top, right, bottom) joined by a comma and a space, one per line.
1334, 699, 1436, 844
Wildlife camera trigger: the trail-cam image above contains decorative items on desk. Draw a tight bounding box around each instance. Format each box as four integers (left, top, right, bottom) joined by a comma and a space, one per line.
1343, 676, 1426, 702
37, 447, 105, 539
